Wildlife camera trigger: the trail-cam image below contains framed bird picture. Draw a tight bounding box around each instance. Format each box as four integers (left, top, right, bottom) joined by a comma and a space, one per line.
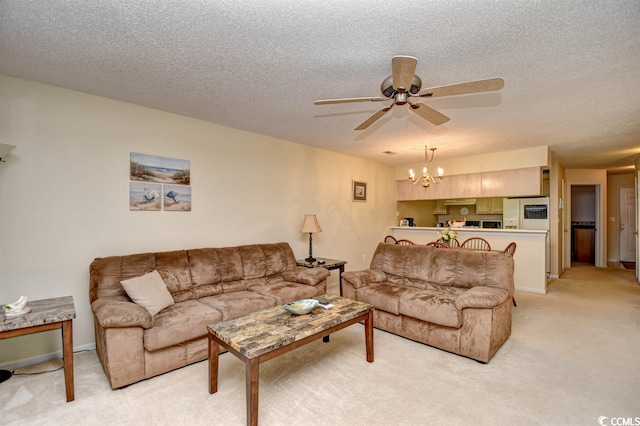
129, 182, 162, 211
164, 184, 191, 211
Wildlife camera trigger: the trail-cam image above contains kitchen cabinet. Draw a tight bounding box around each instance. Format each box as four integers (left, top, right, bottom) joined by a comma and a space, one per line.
434, 199, 447, 214
480, 167, 542, 197
573, 226, 595, 263
397, 167, 544, 201
476, 197, 503, 214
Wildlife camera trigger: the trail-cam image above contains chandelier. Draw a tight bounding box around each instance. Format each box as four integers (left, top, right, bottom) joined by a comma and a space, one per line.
408, 145, 444, 188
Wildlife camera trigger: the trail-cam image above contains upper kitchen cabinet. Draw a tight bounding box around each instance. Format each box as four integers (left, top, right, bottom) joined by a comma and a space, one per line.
476, 197, 504, 214
397, 172, 482, 200
397, 167, 544, 200
480, 167, 542, 198
434, 199, 447, 214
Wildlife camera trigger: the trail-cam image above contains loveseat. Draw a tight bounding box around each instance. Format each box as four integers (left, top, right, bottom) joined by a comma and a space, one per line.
341, 243, 514, 362
89, 242, 330, 389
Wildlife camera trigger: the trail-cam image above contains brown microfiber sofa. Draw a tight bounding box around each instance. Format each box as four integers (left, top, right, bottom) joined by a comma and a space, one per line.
89, 242, 330, 389
341, 243, 514, 362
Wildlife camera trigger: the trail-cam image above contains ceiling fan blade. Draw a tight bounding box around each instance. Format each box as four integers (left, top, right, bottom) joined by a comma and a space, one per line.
354, 106, 392, 130
314, 96, 387, 105
392, 55, 418, 93
418, 77, 504, 98
410, 102, 450, 125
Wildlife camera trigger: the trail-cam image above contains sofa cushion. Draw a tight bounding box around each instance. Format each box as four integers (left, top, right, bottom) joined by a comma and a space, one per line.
282, 267, 330, 285
356, 282, 417, 315
341, 269, 386, 288
399, 290, 462, 328
143, 300, 222, 351
199, 291, 277, 320
120, 270, 175, 316
249, 281, 323, 305
155, 251, 193, 302
454, 286, 509, 310
186, 248, 224, 298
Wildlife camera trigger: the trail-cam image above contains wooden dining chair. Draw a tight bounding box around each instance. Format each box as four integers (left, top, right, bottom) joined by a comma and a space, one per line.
384, 235, 397, 244
502, 242, 518, 306
396, 239, 415, 245
449, 238, 461, 248
427, 241, 451, 249
461, 237, 491, 251
503, 242, 517, 256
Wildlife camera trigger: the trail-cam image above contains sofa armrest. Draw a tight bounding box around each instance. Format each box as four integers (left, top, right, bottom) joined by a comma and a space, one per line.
91, 296, 154, 329
341, 269, 387, 289
455, 286, 510, 310
282, 266, 330, 286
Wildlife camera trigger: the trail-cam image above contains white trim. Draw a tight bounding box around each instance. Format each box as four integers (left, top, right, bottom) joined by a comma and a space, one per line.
515, 286, 547, 294
0, 342, 96, 371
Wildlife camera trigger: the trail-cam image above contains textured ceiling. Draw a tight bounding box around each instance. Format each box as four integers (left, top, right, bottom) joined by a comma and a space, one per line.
1, 1, 639, 170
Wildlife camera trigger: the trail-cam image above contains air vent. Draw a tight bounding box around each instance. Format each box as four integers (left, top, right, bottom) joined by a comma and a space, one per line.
382, 151, 397, 155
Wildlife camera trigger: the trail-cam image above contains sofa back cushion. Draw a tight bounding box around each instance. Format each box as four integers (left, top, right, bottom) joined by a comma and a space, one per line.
370, 243, 514, 295
89, 242, 299, 303
238, 242, 297, 287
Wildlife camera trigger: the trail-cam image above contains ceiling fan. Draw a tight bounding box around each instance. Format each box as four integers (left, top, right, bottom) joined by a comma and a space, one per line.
314, 55, 504, 130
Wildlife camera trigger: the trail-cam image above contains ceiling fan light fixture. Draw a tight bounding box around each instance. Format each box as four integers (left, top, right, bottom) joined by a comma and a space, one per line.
313, 56, 504, 131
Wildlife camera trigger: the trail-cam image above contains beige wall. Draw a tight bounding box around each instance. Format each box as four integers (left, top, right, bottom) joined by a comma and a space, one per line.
606, 173, 635, 261
0, 76, 397, 365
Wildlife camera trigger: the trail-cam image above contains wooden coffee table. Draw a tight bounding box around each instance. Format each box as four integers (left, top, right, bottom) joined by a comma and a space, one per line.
208, 294, 373, 426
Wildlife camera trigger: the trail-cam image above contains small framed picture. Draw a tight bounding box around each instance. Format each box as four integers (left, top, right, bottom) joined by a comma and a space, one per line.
352, 180, 367, 202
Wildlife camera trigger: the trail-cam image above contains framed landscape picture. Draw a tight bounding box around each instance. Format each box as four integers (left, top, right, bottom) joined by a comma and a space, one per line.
130, 152, 190, 185
352, 180, 367, 202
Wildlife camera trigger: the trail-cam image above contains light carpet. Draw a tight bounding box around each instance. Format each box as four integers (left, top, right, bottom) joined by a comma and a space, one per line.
2, 265, 639, 425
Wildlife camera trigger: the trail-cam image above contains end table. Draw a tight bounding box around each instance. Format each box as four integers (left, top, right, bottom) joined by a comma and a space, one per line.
296, 258, 347, 296
0, 296, 76, 402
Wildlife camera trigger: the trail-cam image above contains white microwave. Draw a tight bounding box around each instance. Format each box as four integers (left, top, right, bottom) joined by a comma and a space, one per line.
481, 220, 502, 229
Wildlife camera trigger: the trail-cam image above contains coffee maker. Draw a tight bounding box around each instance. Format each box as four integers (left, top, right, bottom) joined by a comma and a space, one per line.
404, 217, 415, 227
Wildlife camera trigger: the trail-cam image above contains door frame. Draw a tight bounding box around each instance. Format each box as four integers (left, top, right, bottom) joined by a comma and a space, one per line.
565, 183, 605, 268
619, 186, 636, 263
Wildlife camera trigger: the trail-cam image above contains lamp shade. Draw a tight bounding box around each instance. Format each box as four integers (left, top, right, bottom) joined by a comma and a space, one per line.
300, 214, 322, 233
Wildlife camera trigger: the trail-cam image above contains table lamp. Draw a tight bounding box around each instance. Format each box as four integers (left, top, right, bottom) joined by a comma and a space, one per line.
300, 214, 322, 262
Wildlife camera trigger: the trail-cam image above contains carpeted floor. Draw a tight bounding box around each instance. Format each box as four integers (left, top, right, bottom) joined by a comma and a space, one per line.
1, 265, 639, 425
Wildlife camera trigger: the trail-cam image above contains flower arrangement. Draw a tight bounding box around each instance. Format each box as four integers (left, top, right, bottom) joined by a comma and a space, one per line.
438, 227, 458, 243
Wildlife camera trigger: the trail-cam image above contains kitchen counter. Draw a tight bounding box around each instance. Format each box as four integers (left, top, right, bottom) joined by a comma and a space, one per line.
391, 226, 549, 294
391, 226, 548, 235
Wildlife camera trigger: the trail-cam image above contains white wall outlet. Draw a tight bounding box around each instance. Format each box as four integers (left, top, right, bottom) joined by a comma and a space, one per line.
362, 254, 366, 262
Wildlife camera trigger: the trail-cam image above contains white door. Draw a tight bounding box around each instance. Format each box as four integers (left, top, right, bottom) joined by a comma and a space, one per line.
619, 187, 636, 262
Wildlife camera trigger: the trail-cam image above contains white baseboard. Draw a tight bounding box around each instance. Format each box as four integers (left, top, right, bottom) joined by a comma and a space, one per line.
0, 342, 96, 371
548, 273, 559, 279
515, 286, 547, 295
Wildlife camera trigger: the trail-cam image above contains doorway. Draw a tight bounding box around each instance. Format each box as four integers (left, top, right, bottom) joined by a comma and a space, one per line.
571, 185, 597, 265
619, 187, 637, 264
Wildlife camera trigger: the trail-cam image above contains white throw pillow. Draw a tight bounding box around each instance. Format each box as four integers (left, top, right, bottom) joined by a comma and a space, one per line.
121, 270, 175, 316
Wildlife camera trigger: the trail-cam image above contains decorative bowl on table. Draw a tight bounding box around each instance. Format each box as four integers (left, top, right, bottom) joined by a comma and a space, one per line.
284, 299, 319, 315
448, 219, 466, 228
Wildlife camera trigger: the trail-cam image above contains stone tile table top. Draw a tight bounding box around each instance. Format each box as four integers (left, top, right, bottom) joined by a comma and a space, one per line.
208, 294, 371, 359
0, 296, 76, 332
